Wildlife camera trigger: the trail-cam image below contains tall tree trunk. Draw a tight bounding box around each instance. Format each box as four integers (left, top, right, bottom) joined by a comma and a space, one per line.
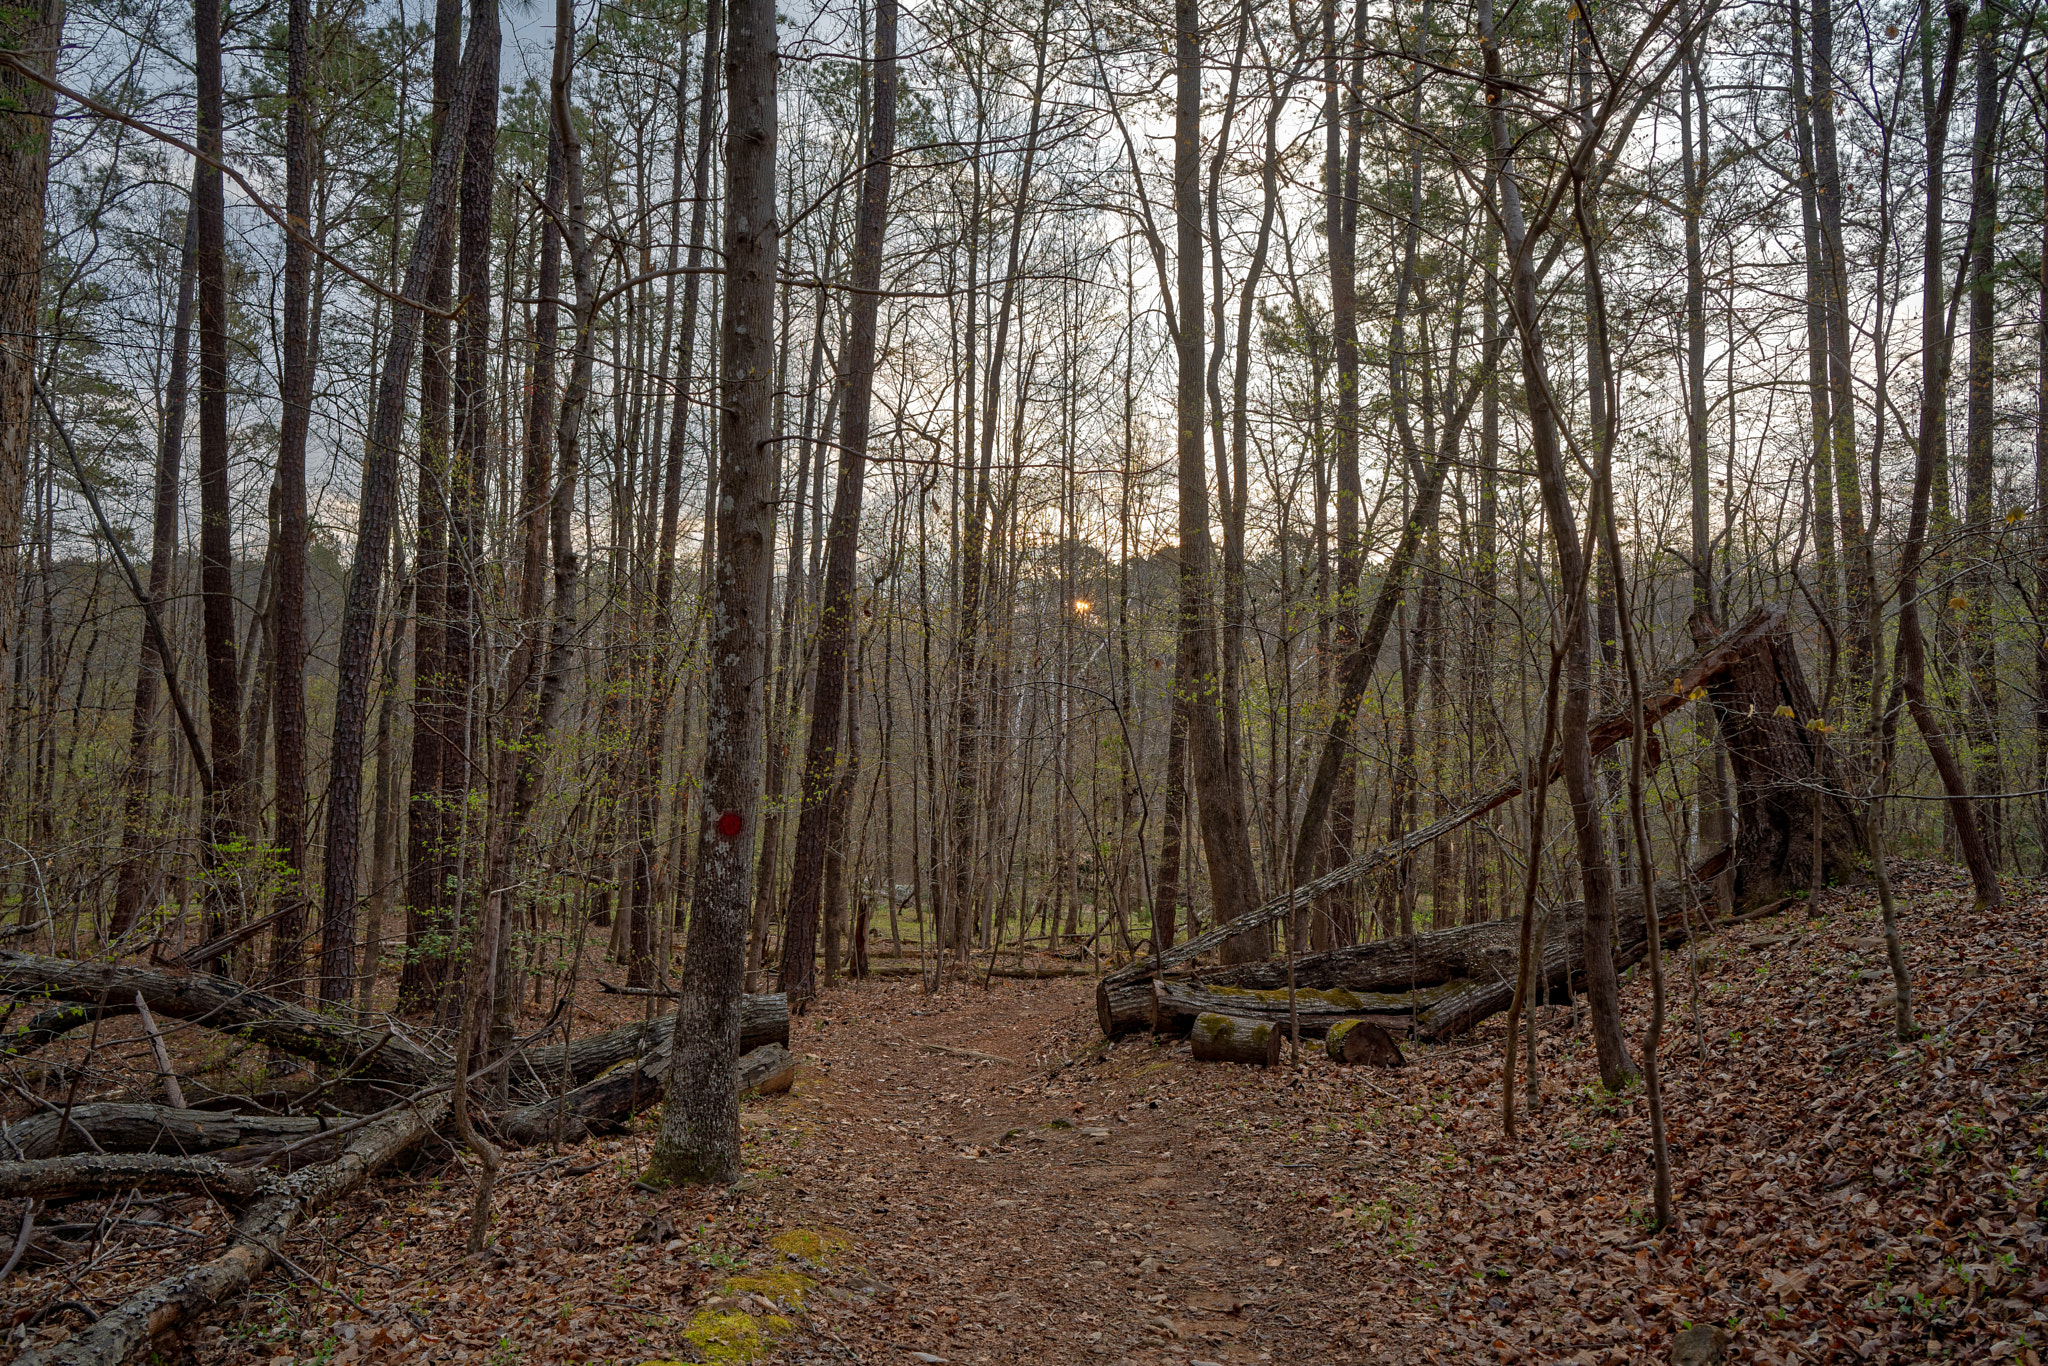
629, 0, 720, 993
0, 0, 60, 692
399, 0, 465, 1015
1476, 0, 1634, 1089
2036, 145, 2048, 870
1898, 0, 2001, 909
1810, 0, 1875, 714
950, 9, 1051, 972
778, 0, 895, 1006
646, 0, 777, 1185
111, 207, 195, 939
320, 2, 494, 1013
194, 0, 247, 959
1174, 0, 1261, 961
272, 0, 316, 1001
448, 0, 500, 1039
1961, 5, 2001, 861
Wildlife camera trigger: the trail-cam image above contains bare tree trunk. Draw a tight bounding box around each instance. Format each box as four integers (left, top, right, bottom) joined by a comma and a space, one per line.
0, 0, 60, 694
779, 0, 896, 1006
194, 0, 247, 959
273, 0, 317, 1001
319, 1, 494, 1016
646, 0, 777, 1184
399, 0, 465, 1016
1809, 0, 1875, 713
1898, 0, 2001, 910
1960, 6, 2002, 861
111, 207, 195, 939
1476, 0, 1634, 1090
449, 0, 500, 1046
1173, 0, 1261, 962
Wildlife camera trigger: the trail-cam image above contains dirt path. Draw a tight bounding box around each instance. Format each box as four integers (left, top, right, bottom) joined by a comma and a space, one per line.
743, 976, 1393, 1366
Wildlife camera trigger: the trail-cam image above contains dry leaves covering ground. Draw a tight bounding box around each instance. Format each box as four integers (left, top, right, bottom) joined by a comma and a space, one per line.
7, 862, 2045, 1365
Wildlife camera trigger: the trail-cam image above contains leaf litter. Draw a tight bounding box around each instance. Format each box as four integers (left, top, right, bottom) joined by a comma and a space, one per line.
8, 861, 2043, 1365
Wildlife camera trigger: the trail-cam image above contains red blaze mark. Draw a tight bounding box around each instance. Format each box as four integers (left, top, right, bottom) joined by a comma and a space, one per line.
717, 810, 744, 839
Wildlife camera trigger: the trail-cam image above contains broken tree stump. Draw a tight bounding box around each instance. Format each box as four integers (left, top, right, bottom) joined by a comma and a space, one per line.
1189, 1013, 1281, 1066
1325, 1019, 1406, 1067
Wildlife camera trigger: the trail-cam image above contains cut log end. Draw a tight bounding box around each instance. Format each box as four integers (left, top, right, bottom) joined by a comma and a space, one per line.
1189, 1012, 1280, 1067
738, 1043, 796, 1096
1326, 1018, 1406, 1068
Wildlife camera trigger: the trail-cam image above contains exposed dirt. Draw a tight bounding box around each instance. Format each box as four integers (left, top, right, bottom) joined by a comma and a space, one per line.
8, 864, 2046, 1365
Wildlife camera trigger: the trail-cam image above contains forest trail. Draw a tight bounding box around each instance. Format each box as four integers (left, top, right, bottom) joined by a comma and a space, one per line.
20, 868, 2042, 1365
744, 974, 1345, 1365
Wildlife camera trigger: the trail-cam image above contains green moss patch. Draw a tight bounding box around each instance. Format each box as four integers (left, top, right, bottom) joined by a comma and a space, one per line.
680, 1309, 794, 1364
768, 1226, 853, 1265
724, 1270, 815, 1306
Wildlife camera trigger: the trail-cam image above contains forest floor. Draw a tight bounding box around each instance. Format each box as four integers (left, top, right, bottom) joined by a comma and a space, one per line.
11, 862, 2048, 1365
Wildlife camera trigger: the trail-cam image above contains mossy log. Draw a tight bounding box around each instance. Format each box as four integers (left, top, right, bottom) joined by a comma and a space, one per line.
1103, 879, 1710, 1043
1188, 1012, 1280, 1066
1326, 1019, 1406, 1067
1150, 978, 1438, 1038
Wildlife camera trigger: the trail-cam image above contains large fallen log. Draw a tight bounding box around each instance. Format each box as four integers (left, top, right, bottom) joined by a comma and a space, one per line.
6, 1102, 337, 1161
1107, 878, 1710, 1043
0, 951, 440, 1086
1149, 978, 1445, 1038
1096, 605, 1787, 1030
501, 1041, 796, 1147
0, 955, 788, 1104
11, 1095, 448, 1366
1326, 1019, 1406, 1066
0, 1152, 272, 1204
1189, 1013, 1281, 1066
517, 993, 789, 1091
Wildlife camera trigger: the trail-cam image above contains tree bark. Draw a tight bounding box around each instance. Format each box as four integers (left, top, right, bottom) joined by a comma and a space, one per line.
272, 0, 317, 1003
397, 0, 466, 1017
1188, 1013, 1279, 1066
645, 0, 777, 1186
1898, 0, 2001, 909
1174, 0, 1262, 961
779, 0, 896, 1005
194, 0, 247, 960
319, 8, 494, 1014
110, 206, 196, 939
0, 0, 61, 694
1475, 0, 1631, 1090
1960, 4, 2001, 859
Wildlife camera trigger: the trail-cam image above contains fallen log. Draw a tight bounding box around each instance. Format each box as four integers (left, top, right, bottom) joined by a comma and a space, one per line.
1189, 1013, 1280, 1066
0, 951, 440, 1086
1326, 1019, 1406, 1067
1, 1000, 130, 1058
0, 1153, 272, 1204
12, 1094, 448, 1366
739, 1042, 797, 1096
1123, 878, 1710, 1045
1098, 606, 1786, 1025
1149, 978, 1441, 1039
6, 1102, 335, 1161
520, 993, 789, 1091
500, 1041, 795, 1148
